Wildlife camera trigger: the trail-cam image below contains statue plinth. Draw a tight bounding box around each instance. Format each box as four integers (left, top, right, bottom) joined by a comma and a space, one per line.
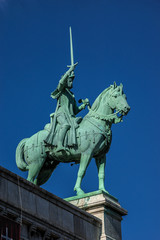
65, 191, 128, 240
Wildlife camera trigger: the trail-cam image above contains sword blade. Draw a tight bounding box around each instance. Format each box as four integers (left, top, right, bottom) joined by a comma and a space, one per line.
69, 26, 74, 66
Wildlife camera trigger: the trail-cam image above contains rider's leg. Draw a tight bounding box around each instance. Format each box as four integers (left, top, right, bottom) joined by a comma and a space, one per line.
56, 124, 70, 151
55, 113, 70, 151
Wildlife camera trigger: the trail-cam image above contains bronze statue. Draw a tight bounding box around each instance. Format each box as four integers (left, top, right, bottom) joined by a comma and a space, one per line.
16, 27, 130, 196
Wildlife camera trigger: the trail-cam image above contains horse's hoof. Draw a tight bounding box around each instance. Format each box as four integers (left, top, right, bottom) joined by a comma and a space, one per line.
100, 189, 109, 194
34, 179, 38, 185
77, 190, 85, 196
74, 188, 85, 196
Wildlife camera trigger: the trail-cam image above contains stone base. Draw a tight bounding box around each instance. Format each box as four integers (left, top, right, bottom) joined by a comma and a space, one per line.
65, 190, 128, 240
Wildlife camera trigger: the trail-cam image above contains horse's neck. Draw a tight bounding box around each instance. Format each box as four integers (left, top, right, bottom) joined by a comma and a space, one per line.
96, 102, 113, 116
84, 104, 113, 130
83, 93, 114, 129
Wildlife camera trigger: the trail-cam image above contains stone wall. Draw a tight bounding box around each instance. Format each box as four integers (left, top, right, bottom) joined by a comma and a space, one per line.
0, 166, 101, 240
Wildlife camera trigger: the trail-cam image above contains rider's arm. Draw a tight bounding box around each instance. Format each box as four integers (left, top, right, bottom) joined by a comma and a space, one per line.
74, 103, 86, 115
74, 98, 90, 115
58, 64, 77, 91
51, 66, 75, 99
51, 63, 78, 99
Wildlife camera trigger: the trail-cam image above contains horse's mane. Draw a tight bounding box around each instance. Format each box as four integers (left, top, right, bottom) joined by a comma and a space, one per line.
91, 85, 113, 111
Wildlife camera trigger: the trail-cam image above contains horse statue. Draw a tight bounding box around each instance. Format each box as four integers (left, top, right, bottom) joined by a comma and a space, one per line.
16, 82, 130, 196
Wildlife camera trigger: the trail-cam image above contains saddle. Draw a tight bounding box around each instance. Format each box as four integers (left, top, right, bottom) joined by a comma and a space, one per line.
44, 113, 82, 148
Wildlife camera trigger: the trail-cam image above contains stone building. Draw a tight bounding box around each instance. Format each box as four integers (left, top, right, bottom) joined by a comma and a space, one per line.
0, 166, 127, 240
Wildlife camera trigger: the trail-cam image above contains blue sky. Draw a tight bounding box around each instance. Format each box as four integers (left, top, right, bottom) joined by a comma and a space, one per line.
0, 0, 160, 239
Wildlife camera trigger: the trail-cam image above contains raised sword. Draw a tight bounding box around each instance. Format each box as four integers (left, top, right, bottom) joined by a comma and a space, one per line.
67, 27, 78, 69
69, 26, 74, 66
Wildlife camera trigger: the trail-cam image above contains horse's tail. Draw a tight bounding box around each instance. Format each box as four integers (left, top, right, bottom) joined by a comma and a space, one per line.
16, 138, 29, 171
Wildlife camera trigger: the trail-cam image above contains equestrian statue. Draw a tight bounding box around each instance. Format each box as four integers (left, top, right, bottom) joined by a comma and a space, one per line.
16, 27, 130, 196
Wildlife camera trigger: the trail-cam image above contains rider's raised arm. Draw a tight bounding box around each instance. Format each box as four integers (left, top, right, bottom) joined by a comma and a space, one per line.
51, 65, 76, 99
57, 70, 70, 91
50, 75, 67, 99
59, 64, 77, 90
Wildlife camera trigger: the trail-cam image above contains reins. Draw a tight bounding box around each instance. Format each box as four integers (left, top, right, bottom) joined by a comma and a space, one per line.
87, 108, 121, 122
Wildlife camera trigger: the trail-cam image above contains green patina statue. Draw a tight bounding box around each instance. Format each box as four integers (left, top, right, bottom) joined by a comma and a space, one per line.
16, 28, 130, 196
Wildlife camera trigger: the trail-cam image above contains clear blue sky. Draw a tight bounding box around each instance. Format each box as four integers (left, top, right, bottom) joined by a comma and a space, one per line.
0, 0, 160, 239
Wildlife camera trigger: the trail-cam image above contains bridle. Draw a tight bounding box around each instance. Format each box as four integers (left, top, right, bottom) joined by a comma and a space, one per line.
83, 87, 123, 139
87, 86, 123, 122
87, 108, 121, 122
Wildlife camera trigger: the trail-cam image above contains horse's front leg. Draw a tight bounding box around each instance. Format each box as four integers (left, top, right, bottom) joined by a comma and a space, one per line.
95, 154, 109, 194
74, 153, 92, 196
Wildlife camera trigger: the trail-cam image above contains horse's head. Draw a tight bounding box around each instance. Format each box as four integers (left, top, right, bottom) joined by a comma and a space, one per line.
108, 82, 130, 116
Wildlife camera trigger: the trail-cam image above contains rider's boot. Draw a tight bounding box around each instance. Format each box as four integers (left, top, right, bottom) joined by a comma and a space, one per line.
56, 125, 70, 152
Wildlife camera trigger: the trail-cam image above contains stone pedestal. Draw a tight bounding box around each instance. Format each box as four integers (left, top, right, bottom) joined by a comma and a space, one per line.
65, 191, 127, 240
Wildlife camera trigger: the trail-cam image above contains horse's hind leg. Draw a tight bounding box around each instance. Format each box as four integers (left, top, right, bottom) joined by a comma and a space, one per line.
35, 160, 59, 186
34, 168, 53, 186
27, 158, 45, 184
95, 154, 108, 193
74, 153, 92, 196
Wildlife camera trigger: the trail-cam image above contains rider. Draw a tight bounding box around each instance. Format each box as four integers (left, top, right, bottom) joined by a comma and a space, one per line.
45, 63, 89, 152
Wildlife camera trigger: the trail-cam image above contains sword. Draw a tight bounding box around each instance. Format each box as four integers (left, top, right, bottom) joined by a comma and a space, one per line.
70, 26, 74, 66
67, 27, 78, 69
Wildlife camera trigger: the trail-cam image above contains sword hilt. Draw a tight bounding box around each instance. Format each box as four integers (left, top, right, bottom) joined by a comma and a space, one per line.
67, 62, 78, 68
